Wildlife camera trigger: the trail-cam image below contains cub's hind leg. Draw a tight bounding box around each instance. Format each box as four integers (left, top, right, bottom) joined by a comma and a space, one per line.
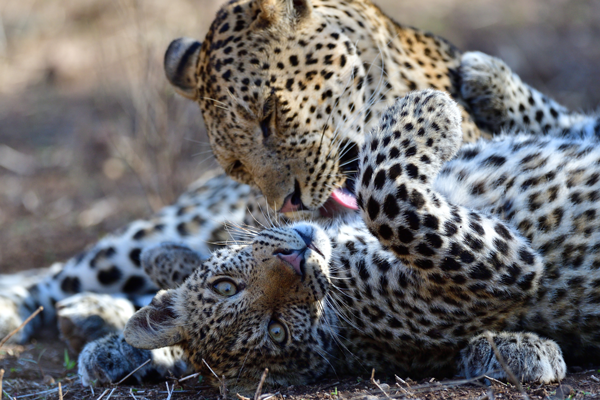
460, 332, 566, 384
1, 174, 254, 345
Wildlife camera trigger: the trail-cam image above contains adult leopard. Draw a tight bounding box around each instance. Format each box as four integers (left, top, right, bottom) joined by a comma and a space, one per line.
164, 0, 596, 217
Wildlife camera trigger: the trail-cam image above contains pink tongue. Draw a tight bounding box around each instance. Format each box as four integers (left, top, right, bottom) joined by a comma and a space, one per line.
331, 188, 358, 210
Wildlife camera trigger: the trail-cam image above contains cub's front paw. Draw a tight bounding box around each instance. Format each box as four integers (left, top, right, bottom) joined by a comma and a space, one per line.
460, 332, 567, 384
57, 293, 135, 353
78, 333, 153, 386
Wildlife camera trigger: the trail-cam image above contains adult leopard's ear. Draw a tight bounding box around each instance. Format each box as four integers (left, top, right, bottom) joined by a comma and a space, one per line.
164, 37, 202, 100
123, 290, 183, 349
255, 0, 312, 28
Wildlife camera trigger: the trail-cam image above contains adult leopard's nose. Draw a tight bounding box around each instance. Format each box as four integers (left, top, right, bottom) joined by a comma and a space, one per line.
279, 180, 308, 213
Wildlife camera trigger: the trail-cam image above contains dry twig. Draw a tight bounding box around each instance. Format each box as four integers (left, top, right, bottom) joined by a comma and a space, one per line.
484, 375, 509, 387
96, 388, 110, 400
370, 369, 391, 399
202, 359, 220, 380
12, 387, 63, 398
165, 382, 174, 400
106, 388, 116, 400
115, 359, 151, 385
58, 383, 63, 400
341, 373, 496, 399
221, 374, 228, 399
254, 368, 268, 400
0, 306, 43, 348
483, 331, 530, 400
394, 376, 410, 388
178, 372, 201, 382
0, 369, 4, 400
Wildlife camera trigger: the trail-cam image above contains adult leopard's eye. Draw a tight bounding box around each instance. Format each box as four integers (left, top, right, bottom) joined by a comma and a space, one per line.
268, 320, 287, 344
260, 114, 272, 139
213, 279, 238, 297
230, 160, 243, 171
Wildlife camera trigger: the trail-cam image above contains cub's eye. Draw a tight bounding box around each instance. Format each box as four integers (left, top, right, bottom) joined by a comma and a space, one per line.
268, 320, 287, 344
213, 279, 238, 297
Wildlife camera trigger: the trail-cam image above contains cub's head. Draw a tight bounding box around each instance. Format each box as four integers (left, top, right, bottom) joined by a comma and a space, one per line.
124, 223, 336, 390
165, 0, 372, 219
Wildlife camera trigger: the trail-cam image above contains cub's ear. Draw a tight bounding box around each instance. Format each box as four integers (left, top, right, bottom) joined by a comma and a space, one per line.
255, 0, 312, 28
123, 290, 183, 349
164, 38, 202, 100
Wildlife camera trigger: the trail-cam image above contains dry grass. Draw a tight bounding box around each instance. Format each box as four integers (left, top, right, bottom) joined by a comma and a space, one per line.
2, 339, 600, 400
1, 0, 600, 398
0, 0, 598, 272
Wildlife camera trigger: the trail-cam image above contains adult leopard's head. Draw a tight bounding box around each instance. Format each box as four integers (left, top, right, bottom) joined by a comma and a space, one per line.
165, 0, 373, 219
123, 222, 337, 391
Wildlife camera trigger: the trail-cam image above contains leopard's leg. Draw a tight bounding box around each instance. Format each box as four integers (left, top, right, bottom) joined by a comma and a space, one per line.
460, 332, 566, 384
356, 89, 565, 382
461, 51, 599, 137
0, 266, 57, 343
56, 294, 136, 353
356, 89, 543, 288
78, 333, 190, 386
0, 174, 254, 345
57, 243, 206, 352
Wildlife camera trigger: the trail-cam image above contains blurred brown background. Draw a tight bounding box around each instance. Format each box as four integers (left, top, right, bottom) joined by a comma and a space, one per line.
0, 0, 598, 273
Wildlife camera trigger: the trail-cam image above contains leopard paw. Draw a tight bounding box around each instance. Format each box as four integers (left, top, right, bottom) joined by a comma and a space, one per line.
460, 51, 516, 131
459, 332, 566, 384
460, 51, 576, 135
78, 333, 154, 386
78, 333, 189, 387
141, 243, 203, 289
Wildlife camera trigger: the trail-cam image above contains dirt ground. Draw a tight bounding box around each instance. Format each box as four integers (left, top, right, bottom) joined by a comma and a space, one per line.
1, 0, 600, 398
3, 337, 600, 400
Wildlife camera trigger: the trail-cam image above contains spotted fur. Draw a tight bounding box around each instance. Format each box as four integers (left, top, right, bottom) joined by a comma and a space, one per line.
165, 0, 493, 219
461, 51, 599, 136
1, 0, 494, 346
79, 90, 600, 391
0, 173, 260, 346
2, 2, 597, 385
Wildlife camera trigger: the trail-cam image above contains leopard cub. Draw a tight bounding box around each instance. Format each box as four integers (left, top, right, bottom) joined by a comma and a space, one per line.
94, 89, 600, 391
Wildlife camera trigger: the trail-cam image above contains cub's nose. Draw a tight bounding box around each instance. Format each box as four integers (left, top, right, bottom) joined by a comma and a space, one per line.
275, 248, 306, 276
